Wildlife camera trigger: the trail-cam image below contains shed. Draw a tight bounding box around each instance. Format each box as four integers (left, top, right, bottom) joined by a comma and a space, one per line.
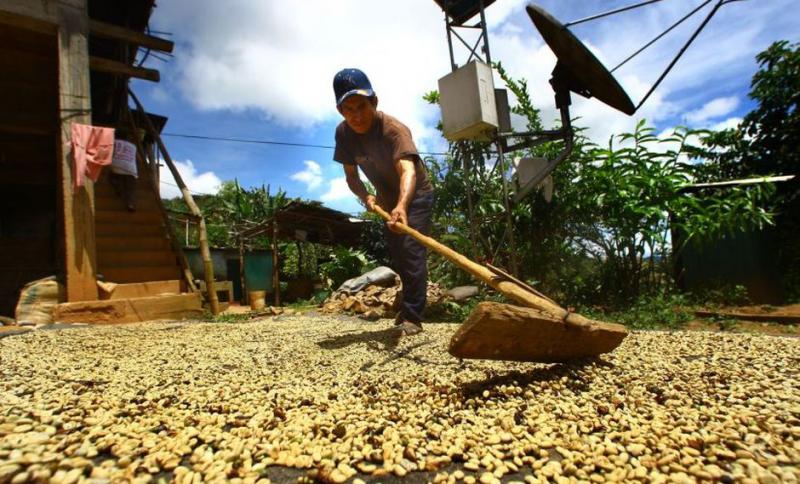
239, 201, 367, 304
672, 175, 796, 304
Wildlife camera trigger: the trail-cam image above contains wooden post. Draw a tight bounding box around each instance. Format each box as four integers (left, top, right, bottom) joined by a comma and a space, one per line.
57, 0, 97, 302
296, 241, 302, 276
238, 237, 247, 305
129, 90, 219, 315
271, 222, 280, 306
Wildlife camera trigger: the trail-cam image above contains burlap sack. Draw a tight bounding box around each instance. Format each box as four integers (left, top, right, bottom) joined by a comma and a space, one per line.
15, 276, 64, 325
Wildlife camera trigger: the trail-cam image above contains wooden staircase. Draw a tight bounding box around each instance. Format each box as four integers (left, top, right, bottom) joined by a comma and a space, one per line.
54, 163, 205, 324
94, 167, 185, 285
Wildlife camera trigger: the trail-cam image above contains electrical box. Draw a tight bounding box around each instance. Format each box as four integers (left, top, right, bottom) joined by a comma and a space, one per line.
438, 60, 498, 141
494, 88, 511, 133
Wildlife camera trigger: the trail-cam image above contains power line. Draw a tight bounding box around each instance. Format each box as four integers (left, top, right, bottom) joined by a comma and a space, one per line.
157, 180, 365, 216
161, 132, 449, 156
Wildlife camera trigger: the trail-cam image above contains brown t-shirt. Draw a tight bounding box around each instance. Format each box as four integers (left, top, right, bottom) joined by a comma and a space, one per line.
333, 111, 433, 209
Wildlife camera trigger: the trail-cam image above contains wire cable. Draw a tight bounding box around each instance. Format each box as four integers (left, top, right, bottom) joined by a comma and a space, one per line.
564, 0, 665, 27
161, 132, 449, 156
611, 0, 713, 72
635, 0, 728, 110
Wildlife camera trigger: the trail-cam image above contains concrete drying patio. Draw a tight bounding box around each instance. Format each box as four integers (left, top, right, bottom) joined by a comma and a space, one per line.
1, 313, 799, 483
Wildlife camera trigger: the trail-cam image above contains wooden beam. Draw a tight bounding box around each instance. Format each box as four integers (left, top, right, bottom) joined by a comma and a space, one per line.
89, 56, 160, 82
57, 0, 98, 302
89, 19, 174, 53
0, 4, 58, 34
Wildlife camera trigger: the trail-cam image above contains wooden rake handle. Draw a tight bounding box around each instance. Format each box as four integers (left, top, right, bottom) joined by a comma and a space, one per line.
371, 204, 591, 326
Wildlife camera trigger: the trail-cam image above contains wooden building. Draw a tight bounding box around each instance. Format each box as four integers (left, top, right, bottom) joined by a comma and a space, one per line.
0, 0, 206, 322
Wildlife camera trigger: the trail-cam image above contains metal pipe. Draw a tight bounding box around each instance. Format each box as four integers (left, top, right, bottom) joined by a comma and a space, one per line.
478, 0, 492, 64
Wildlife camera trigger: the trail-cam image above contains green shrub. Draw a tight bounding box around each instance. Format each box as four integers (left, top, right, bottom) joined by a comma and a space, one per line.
319, 247, 375, 290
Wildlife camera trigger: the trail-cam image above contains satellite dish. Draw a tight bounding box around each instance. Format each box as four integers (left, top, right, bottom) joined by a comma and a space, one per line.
527, 4, 636, 115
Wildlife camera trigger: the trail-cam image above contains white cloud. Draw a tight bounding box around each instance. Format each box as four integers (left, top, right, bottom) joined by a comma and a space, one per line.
158, 159, 222, 199
710, 116, 743, 132
290, 160, 323, 190
153, 0, 452, 149
685, 96, 740, 124
151, 0, 796, 151
320, 177, 352, 202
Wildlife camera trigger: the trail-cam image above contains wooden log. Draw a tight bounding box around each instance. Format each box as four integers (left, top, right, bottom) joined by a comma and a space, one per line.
449, 302, 628, 363
89, 56, 159, 82
89, 19, 174, 53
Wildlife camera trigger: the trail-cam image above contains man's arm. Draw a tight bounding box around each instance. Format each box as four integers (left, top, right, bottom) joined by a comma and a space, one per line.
343, 164, 376, 211
388, 158, 417, 232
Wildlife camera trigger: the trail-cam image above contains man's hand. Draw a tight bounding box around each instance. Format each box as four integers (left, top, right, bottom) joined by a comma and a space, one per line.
388, 205, 408, 233
363, 194, 377, 212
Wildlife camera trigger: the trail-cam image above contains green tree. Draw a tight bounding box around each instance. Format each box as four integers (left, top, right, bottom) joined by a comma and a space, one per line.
424, 63, 777, 307
694, 40, 799, 300
697, 41, 799, 181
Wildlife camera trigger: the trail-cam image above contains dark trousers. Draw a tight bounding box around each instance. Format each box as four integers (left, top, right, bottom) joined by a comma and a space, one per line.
385, 190, 434, 324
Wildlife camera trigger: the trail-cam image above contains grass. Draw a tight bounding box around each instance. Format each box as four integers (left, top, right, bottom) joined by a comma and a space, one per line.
580, 293, 693, 330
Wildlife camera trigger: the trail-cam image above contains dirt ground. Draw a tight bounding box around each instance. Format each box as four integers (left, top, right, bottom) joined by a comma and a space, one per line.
1, 313, 799, 483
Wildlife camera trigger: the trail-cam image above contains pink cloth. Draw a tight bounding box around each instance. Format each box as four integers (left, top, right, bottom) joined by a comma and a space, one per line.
71, 123, 115, 190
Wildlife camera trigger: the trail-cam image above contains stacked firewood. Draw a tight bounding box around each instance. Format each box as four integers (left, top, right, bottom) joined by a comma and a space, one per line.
321, 281, 447, 319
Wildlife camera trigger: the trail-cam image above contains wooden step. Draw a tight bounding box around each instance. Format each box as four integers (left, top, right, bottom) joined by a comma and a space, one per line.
96, 236, 172, 252
99, 280, 183, 300
55, 293, 202, 324
95, 223, 164, 237
98, 250, 178, 268
94, 188, 162, 211
95, 209, 165, 225
99, 265, 182, 284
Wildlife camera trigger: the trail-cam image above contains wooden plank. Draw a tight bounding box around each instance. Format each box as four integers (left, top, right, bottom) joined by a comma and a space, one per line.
0, 167, 56, 185
89, 56, 160, 82
95, 223, 164, 237
98, 250, 177, 268
89, 19, 174, 53
95, 209, 166, 225
56, 0, 97, 303
55, 293, 202, 324
96, 236, 171, 252
695, 309, 800, 325
99, 266, 182, 284
449, 302, 628, 363
0, 239, 54, 269
99, 280, 181, 300
0, 122, 55, 137
0, 5, 58, 34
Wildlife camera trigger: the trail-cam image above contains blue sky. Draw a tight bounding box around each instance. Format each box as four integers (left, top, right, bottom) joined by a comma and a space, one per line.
133, 0, 798, 214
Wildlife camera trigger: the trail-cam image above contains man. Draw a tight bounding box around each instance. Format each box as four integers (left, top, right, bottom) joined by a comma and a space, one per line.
332, 68, 434, 336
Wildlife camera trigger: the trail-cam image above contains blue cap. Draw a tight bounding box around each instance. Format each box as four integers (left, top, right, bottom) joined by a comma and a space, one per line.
333, 68, 375, 106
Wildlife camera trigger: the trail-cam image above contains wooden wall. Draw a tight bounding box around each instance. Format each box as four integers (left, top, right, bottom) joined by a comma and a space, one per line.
0, 0, 96, 316
0, 23, 60, 317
